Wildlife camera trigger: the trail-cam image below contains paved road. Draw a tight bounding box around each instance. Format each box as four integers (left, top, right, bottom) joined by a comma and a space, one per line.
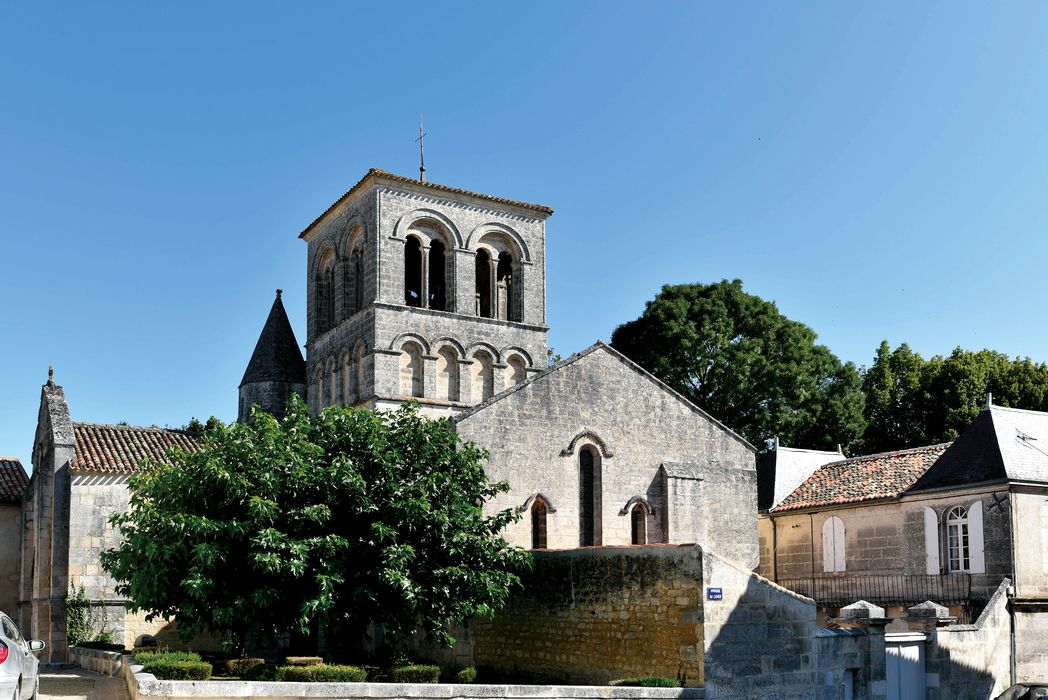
38, 670, 129, 700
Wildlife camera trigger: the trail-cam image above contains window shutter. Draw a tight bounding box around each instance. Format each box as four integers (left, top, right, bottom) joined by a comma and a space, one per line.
924, 507, 940, 575
834, 517, 846, 572
822, 517, 845, 572
969, 499, 985, 574
822, 518, 835, 572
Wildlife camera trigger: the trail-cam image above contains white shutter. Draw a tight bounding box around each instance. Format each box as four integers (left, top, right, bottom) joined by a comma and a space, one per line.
834, 517, 846, 572
822, 518, 835, 572
924, 507, 940, 575
969, 499, 985, 574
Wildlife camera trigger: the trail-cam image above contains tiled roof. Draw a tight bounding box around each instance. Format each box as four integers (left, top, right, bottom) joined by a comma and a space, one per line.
912, 405, 1048, 490
771, 443, 951, 513
73, 423, 198, 473
0, 458, 28, 503
299, 169, 554, 239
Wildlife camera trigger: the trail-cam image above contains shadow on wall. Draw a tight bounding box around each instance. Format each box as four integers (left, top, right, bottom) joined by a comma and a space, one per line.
700, 548, 1004, 700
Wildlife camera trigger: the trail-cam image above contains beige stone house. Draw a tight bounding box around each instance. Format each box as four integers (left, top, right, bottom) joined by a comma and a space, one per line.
759, 400, 1048, 683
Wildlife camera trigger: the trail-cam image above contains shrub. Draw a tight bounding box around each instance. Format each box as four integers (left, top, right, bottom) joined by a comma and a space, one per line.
276, 665, 367, 682
243, 663, 278, 681
141, 660, 212, 680
284, 656, 324, 667
135, 650, 203, 665
612, 676, 681, 688
77, 641, 125, 652
389, 665, 441, 684
224, 658, 265, 677
454, 667, 477, 684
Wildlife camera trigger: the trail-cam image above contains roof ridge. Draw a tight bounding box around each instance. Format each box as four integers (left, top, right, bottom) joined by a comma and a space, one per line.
0, 456, 22, 462
74, 421, 190, 435
989, 404, 1048, 417
825, 443, 951, 465
776, 446, 842, 455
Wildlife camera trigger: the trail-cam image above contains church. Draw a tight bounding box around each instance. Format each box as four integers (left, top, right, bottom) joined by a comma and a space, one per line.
14, 168, 759, 659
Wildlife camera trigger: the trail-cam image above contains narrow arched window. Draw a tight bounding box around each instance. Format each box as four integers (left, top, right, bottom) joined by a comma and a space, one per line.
631, 504, 646, 545
532, 499, 548, 550
354, 344, 367, 399
506, 355, 526, 388
327, 359, 337, 407
946, 506, 970, 572
428, 240, 446, 311
436, 346, 460, 402
471, 350, 494, 402
353, 248, 364, 311
317, 251, 336, 334
404, 236, 423, 307
496, 252, 514, 321
475, 249, 492, 318
399, 342, 424, 398
822, 516, 846, 572
579, 448, 596, 547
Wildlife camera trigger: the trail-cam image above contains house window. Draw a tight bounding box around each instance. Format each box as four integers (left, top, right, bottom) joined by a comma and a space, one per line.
822, 516, 846, 572
532, 499, 548, 550
631, 504, 646, 545
946, 506, 970, 573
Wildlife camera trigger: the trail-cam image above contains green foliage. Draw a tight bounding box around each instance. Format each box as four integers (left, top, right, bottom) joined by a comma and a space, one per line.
135, 650, 203, 665
612, 676, 681, 687
276, 664, 368, 682
102, 395, 530, 652
223, 658, 265, 677
140, 661, 212, 680
389, 664, 441, 684
611, 280, 866, 451
243, 663, 278, 681
66, 583, 114, 648
454, 667, 477, 684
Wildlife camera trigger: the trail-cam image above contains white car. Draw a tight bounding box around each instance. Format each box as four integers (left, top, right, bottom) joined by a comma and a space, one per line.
0, 612, 44, 700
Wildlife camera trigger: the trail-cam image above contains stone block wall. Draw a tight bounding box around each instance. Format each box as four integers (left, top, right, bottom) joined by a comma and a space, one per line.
473, 546, 705, 686
1014, 605, 1048, 685
927, 580, 1011, 699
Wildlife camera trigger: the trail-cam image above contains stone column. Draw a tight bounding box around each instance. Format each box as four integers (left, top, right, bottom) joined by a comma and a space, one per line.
422, 354, 438, 399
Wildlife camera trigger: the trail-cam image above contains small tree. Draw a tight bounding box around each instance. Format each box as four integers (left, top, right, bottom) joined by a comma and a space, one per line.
101, 396, 529, 652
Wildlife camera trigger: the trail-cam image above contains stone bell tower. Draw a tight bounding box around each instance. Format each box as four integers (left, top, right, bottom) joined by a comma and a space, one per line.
299, 169, 553, 417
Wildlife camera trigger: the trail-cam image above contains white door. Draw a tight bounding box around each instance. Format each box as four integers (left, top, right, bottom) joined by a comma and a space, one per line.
885, 633, 926, 700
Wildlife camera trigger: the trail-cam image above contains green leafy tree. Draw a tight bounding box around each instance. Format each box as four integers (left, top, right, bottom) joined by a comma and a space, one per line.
101, 396, 529, 652
610, 280, 866, 451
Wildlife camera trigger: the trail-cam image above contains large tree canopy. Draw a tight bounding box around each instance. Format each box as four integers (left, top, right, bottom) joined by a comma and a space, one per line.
611, 279, 866, 451
101, 396, 528, 651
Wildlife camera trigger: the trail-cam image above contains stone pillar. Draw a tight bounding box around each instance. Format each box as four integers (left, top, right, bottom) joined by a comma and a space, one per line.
457, 360, 473, 405
422, 354, 438, 400
492, 363, 508, 394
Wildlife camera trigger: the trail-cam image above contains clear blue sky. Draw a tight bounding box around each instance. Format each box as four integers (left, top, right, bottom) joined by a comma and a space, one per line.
4, 3, 1048, 468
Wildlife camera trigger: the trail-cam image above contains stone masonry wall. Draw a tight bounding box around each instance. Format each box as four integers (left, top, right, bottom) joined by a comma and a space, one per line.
926, 580, 1011, 699
0, 503, 21, 613
455, 346, 757, 562
1014, 606, 1048, 685
473, 546, 705, 686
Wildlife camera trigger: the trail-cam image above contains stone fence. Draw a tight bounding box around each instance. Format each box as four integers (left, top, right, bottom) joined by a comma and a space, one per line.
69, 647, 707, 700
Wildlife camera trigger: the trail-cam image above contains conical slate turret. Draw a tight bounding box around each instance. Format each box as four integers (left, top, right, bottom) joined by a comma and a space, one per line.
238, 290, 306, 421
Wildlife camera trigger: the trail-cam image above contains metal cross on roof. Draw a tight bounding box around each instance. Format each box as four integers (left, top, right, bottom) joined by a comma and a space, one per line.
989, 492, 1008, 513
416, 115, 427, 182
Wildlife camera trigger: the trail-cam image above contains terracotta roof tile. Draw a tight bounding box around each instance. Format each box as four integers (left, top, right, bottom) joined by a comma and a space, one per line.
299, 169, 554, 239
73, 423, 198, 474
771, 443, 951, 513
0, 458, 28, 503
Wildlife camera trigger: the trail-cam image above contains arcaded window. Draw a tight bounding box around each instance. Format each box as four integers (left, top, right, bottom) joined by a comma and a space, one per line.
399, 342, 424, 398
506, 355, 526, 388
496, 252, 516, 321
470, 350, 494, 402
475, 249, 492, 318
317, 250, 336, 334
436, 346, 460, 402
579, 447, 596, 547
946, 506, 970, 573
822, 516, 846, 572
532, 499, 548, 550
404, 236, 423, 307
631, 504, 646, 545
428, 240, 446, 311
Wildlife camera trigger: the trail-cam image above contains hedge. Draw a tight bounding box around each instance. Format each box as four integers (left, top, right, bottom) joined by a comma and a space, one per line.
141, 660, 213, 680
389, 665, 441, 684
224, 657, 265, 677
276, 665, 368, 682
135, 650, 202, 665
455, 667, 478, 684
612, 676, 681, 688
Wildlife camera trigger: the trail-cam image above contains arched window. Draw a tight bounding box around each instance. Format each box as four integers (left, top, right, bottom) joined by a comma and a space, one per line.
354, 344, 367, 399
945, 506, 970, 573
404, 236, 423, 307
436, 346, 460, 402
470, 350, 494, 402
399, 342, 424, 398
822, 516, 846, 572
317, 250, 336, 334
506, 355, 526, 388
428, 240, 446, 311
327, 358, 337, 408
579, 446, 600, 547
532, 499, 548, 550
345, 230, 364, 318
341, 352, 353, 404
631, 503, 646, 545
496, 252, 515, 321
475, 249, 492, 318
353, 248, 364, 311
